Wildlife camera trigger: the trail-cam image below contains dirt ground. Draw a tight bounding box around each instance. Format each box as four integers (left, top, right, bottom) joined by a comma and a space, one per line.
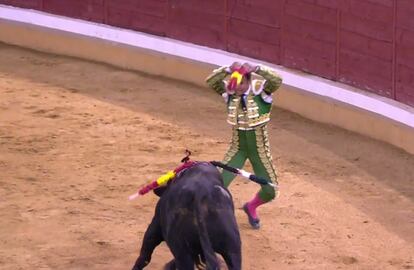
0, 43, 413, 270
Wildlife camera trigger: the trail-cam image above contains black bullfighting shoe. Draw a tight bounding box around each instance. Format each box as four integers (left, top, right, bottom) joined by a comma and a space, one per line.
243, 203, 260, 229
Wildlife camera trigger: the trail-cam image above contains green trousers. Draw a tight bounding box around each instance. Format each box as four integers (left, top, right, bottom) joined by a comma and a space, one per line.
222, 125, 278, 202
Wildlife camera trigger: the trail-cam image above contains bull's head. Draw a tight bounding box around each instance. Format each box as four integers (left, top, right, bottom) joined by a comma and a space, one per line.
153, 185, 168, 197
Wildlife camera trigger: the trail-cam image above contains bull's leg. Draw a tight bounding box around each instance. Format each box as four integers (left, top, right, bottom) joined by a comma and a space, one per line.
195, 254, 207, 270
221, 252, 241, 270
217, 220, 242, 270
163, 259, 176, 270
131, 215, 163, 270
171, 252, 195, 270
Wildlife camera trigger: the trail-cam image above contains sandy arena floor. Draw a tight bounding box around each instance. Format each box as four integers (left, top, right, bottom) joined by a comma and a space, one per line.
0, 43, 413, 270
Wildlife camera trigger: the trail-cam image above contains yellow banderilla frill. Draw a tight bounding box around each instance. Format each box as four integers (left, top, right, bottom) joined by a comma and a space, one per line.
156, 170, 176, 186
231, 71, 243, 85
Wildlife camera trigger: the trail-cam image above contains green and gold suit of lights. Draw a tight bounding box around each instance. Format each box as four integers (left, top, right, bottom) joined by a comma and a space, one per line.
206, 65, 282, 202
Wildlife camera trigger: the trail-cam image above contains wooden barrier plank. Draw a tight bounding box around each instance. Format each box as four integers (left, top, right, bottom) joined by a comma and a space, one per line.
359, 0, 393, 7
340, 50, 392, 79
228, 18, 280, 46
43, 0, 104, 23
282, 4, 337, 80
0, 0, 41, 9
106, 0, 167, 18
339, 49, 392, 97
169, 6, 225, 32
227, 0, 282, 27
283, 39, 336, 80
106, 6, 166, 36
227, 34, 280, 64
339, 1, 393, 98
169, 23, 226, 49
395, 1, 414, 108
285, 0, 337, 26
396, 0, 414, 30
341, 31, 392, 61
396, 29, 414, 69
284, 15, 336, 43
170, 0, 225, 14
244, 0, 283, 9
341, 13, 392, 42
341, 0, 393, 22
284, 32, 336, 61
301, 0, 340, 9
396, 65, 414, 107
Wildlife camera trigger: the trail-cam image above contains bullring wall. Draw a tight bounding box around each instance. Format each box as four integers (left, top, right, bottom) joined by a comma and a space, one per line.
1, 0, 414, 107
0, 3, 413, 155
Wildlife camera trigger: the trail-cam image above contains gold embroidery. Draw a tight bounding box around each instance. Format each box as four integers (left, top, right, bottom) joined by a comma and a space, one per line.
227, 91, 271, 129
223, 128, 239, 165
255, 126, 278, 185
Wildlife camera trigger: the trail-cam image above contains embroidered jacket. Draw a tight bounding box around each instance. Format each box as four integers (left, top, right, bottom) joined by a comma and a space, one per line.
206, 65, 282, 130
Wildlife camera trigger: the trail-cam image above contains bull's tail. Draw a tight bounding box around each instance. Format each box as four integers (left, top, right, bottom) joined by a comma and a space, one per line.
194, 195, 220, 270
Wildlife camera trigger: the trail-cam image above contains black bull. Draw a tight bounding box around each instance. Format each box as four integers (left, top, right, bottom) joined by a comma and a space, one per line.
131, 162, 242, 270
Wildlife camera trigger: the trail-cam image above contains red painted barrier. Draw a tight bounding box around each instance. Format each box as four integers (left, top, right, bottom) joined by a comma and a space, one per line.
0, 0, 413, 107
227, 0, 282, 64
0, 0, 41, 9
43, 0, 104, 23
339, 0, 394, 98
105, 0, 168, 36
395, 0, 414, 106
168, 0, 226, 49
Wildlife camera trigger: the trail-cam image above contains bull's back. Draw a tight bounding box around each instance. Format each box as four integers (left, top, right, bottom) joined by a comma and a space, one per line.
158, 162, 236, 242
162, 162, 226, 200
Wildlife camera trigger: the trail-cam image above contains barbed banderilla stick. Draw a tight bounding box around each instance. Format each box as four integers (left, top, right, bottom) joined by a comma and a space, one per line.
129, 160, 276, 201
210, 161, 276, 187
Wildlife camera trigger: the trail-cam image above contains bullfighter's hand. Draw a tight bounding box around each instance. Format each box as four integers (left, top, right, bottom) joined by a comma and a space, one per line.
242, 62, 259, 74
230, 61, 242, 72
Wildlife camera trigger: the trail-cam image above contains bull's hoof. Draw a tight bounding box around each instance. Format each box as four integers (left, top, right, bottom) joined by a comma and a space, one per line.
243, 203, 260, 229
